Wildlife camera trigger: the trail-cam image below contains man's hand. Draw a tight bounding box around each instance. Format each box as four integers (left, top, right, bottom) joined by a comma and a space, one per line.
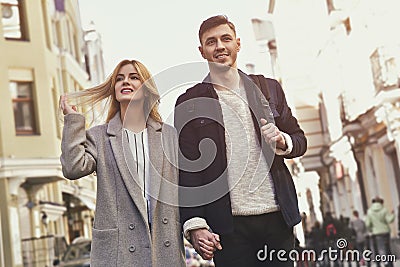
189, 228, 222, 260
260, 118, 287, 150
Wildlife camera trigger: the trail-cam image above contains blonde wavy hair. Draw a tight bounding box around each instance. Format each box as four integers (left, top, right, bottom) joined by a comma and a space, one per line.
68, 59, 162, 123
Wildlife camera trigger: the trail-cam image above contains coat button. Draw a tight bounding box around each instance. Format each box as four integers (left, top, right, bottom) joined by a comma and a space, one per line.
129, 223, 135, 230
129, 245, 136, 252
164, 240, 170, 247
162, 217, 168, 224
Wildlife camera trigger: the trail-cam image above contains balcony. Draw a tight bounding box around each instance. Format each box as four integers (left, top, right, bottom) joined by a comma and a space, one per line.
370, 45, 400, 94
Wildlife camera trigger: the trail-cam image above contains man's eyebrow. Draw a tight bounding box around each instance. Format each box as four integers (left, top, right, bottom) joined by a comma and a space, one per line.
221, 33, 233, 38
205, 34, 233, 42
205, 37, 216, 42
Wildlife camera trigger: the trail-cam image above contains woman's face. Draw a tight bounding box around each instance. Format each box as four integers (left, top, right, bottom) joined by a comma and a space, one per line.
114, 64, 145, 104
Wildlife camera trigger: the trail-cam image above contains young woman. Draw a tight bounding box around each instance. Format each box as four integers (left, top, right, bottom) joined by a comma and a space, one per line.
60, 59, 185, 266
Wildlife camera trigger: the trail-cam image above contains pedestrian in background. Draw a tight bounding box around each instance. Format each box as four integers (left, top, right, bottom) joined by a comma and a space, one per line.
365, 197, 395, 267
308, 221, 324, 266
322, 212, 340, 267
350, 210, 367, 267
60, 59, 185, 267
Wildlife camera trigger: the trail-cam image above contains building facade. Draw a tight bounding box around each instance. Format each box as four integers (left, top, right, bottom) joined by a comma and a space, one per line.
275, 0, 400, 234
0, 1, 104, 266
313, 0, 400, 233
260, 0, 400, 238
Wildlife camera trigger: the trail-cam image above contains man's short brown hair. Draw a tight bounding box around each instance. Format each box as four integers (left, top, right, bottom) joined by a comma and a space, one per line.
198, 15, 236, 44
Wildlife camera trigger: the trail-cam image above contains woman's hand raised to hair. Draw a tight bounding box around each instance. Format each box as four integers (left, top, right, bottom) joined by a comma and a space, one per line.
59, 95, 78, 115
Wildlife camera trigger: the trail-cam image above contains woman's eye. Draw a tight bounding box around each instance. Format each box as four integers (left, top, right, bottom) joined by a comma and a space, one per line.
130, 76, 139, 80
116, 77, 123, 81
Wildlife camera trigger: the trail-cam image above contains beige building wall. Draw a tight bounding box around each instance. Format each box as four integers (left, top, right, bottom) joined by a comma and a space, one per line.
0, 0, 102, 266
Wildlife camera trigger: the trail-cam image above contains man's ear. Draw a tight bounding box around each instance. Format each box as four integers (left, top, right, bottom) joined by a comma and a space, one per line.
236, 38, 241, 52
198, 46, 205, 59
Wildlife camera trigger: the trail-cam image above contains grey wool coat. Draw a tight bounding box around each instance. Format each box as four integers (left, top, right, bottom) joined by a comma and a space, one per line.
61, 112, 185, 267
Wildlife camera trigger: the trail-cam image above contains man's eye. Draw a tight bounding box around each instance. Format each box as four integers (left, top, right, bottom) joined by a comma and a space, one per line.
207, 40, 215, 45
223, 37, 232, 41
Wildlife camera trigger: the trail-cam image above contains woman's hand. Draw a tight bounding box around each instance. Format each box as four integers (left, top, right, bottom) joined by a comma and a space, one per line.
59, 95, 78, 115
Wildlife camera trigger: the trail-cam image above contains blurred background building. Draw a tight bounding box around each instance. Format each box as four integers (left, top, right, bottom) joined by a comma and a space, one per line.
250, 0, 400, 248
0, 0, 105, 266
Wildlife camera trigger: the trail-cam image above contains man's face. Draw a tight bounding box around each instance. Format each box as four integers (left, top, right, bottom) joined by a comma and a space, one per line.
199, 24, 241, 69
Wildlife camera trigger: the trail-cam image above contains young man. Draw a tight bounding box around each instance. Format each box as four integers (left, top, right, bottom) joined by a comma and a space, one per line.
174, 15, 307, 266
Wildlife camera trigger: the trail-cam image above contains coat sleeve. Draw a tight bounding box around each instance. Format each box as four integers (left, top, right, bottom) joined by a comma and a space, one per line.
365, 215, 372, 231
271, 79, 307, 158
60, 113, 97, 179
385, 209, 395, 224
174, 94, 207, 224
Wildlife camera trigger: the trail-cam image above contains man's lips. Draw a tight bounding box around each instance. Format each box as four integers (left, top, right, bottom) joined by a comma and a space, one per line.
215, 53, 229, 59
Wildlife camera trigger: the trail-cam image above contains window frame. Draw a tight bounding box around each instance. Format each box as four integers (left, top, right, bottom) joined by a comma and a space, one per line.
1, 0, 29, 41
10, 81, 39, 135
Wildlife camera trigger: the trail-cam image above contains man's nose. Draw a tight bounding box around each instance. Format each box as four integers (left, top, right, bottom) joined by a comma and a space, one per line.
215, 39, 225, 50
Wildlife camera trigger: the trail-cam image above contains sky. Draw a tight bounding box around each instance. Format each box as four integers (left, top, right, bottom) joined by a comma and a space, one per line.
78, 0, 271, 76
78, 0, 276, 122
77, 0, 400, 122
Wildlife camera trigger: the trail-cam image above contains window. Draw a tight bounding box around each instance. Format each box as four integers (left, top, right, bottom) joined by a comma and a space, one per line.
1, 0, 28, 40
44, 0, 60, 47
9, 81, 38, 135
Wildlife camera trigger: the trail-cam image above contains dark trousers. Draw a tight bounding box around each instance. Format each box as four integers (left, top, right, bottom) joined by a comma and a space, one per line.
213, 211, 294, 267
372, 233, 393, 267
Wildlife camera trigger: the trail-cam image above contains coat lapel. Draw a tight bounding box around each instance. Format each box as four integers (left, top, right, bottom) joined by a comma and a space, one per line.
146, 119, 164, 224
107, 113, 149, 226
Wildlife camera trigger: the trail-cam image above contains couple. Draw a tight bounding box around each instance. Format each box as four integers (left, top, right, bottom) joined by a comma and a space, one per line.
60, 15, 307, 267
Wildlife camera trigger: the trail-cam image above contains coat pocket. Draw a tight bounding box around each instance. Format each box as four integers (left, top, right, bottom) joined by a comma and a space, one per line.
91, 228, 118, 267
